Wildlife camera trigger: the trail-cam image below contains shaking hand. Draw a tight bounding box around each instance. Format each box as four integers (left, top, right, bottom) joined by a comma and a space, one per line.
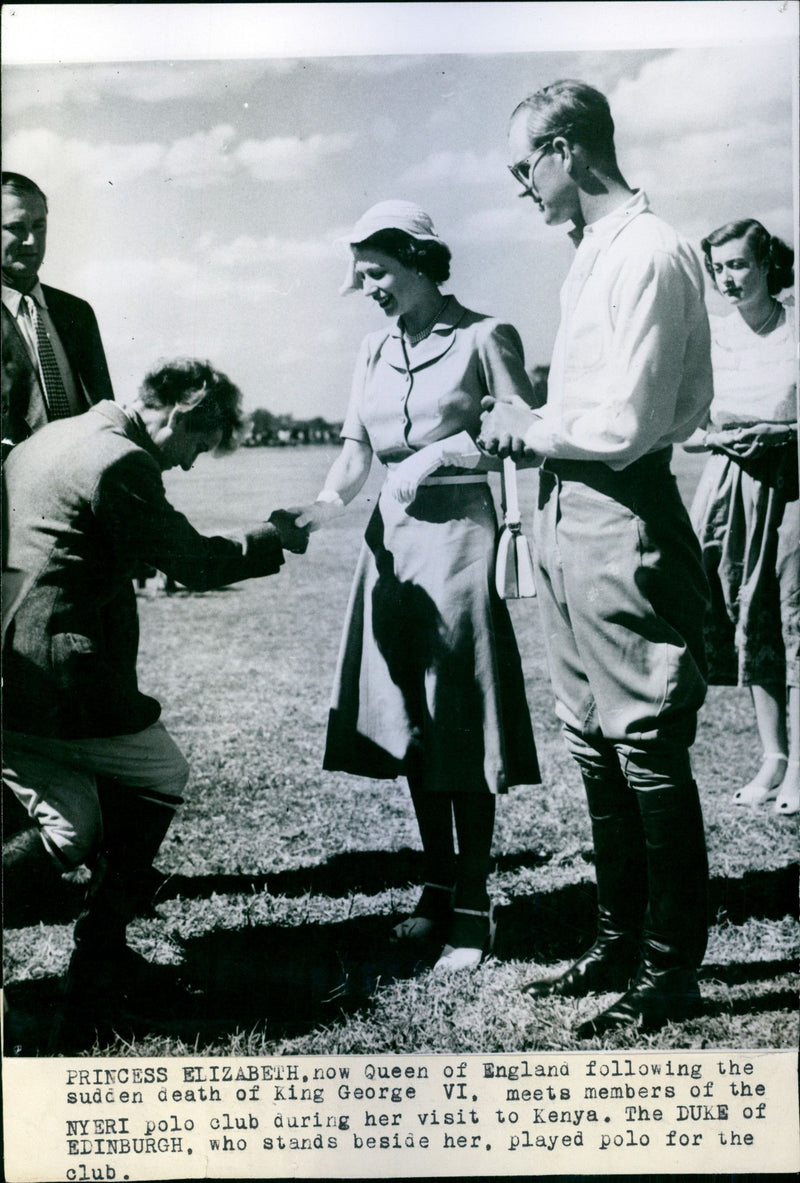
293, 493, 346, 533
268, 509, 310, 554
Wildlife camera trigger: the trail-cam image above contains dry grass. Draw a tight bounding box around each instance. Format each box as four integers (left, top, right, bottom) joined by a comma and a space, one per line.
4, 446, 797, 1056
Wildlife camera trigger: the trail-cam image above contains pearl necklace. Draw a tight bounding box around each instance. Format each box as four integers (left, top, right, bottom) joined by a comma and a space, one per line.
402, 296, 448, 346
751, 299, 781, 335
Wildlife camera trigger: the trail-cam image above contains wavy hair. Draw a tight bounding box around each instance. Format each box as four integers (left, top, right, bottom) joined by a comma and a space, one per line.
701, 219, 794, 296
353, 228, 451, 285
509, 80, 616, 162
139, 359, 245, 453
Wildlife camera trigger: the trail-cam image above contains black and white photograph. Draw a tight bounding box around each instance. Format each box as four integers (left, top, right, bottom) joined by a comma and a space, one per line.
2, 3, 798, 1179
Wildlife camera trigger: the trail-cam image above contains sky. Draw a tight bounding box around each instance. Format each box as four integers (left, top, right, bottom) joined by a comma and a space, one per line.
2, 3, 797, 421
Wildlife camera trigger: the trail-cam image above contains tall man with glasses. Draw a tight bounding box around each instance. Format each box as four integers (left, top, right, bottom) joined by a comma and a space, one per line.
480, 80, 714, 1036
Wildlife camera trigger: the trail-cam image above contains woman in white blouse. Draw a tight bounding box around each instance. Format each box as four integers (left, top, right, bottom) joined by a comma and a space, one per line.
690, 219, 798, 816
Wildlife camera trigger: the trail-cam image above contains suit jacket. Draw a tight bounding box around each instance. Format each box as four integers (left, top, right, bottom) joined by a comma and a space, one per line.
1, 283, 114, 448
2, 401, 285, 739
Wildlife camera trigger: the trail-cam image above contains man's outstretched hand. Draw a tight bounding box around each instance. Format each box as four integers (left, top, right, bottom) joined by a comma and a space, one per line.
269, 509, 310, 554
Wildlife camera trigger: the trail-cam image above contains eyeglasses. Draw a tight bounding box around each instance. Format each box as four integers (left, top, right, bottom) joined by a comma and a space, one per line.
507, 142, 553, 194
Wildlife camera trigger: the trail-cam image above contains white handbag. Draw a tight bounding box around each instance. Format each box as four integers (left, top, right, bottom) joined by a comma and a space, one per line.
495, 457, 536, 599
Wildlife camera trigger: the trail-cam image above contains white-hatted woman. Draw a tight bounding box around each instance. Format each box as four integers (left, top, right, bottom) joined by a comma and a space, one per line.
298, 201, 541, 969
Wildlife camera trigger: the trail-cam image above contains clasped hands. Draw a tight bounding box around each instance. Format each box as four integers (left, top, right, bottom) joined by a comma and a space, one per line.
268, 509, 311, 554
704, 422, 797, 460
477, 395, 540, 463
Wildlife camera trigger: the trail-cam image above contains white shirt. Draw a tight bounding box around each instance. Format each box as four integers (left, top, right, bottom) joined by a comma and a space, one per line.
706, 305, 797, 429
525, 190, 713, 470
1, 281, 82, 414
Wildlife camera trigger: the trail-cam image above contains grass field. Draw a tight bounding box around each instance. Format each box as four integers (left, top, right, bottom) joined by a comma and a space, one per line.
4, 445, 798, 1056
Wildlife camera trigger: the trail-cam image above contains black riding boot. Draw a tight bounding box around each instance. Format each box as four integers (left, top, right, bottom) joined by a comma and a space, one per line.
524, 769, 646, 998
2, 826, 72, 923
66, 792, 178, 1004
576, 781, 708, 1036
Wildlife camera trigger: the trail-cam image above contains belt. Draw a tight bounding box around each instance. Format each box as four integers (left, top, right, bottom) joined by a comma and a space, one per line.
541, 447, 672, 481
420, 474, 488, 486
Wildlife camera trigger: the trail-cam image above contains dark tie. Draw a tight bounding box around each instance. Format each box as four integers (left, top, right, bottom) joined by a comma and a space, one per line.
26, 295, 71, 420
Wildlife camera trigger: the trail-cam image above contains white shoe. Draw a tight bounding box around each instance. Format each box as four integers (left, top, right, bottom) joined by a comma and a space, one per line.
433, 905, 496, 973
774, 762, 799, 817
732, 754, 787, 806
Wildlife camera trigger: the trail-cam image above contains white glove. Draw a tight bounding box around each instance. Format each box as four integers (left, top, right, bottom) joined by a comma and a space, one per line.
384, 431, 482, 503
294, 489, 346, 532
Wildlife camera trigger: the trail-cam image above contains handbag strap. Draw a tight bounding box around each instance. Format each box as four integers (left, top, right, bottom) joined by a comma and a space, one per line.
502, 457, 522, 528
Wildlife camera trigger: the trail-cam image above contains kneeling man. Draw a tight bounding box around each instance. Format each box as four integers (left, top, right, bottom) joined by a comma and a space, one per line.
3, 359, 307, 1013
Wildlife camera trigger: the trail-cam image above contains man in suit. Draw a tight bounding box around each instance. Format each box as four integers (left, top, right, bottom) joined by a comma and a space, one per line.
2, 358, 308, 1025
2, 171, 117, 898
2, 170, 114, 455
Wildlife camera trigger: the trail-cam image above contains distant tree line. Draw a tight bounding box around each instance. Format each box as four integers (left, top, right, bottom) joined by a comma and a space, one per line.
244, 409, 343, 447
244, 366, 549, 447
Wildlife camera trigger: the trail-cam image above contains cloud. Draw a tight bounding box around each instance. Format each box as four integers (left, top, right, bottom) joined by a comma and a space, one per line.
610, 44, 792, 142
235, 132, 355, 182
450, 204, 553, 245
603, 46, 796, 245
398, 148, 508, 187
88, 256, 306, 304
204, 233, 335, 268
1, 60, 284, 113
2, 125, 355, 191
627, 118, 792, 197
163, 126, 238, 188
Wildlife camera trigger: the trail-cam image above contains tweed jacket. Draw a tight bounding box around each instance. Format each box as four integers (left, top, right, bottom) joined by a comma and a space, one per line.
2, 401, 285, 738
2, 283, 114, 449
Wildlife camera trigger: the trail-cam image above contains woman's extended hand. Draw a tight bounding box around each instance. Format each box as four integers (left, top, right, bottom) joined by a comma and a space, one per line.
705, 422, 797, 459
293, 495, 346, 532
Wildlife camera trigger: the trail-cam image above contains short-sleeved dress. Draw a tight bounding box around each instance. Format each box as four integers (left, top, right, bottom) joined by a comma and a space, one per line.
690, 305, 799, 687
323, 296, 540, 794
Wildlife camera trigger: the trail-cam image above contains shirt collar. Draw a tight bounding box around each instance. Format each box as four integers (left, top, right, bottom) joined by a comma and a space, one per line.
388, 293, 463, 341
580, 189, 650, 249
1, 280, 46, 317
383, 295, 466, 371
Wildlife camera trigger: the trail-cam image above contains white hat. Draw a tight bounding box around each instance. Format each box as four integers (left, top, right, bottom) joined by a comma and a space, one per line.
338, 200, 444, 295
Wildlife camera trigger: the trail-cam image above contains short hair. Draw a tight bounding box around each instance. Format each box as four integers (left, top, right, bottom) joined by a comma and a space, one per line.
510, 79, 616, 163
701, 219, 795, 296
2, 171, 48, 212
139, 359, 245, 454
353, 228, 451, 285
